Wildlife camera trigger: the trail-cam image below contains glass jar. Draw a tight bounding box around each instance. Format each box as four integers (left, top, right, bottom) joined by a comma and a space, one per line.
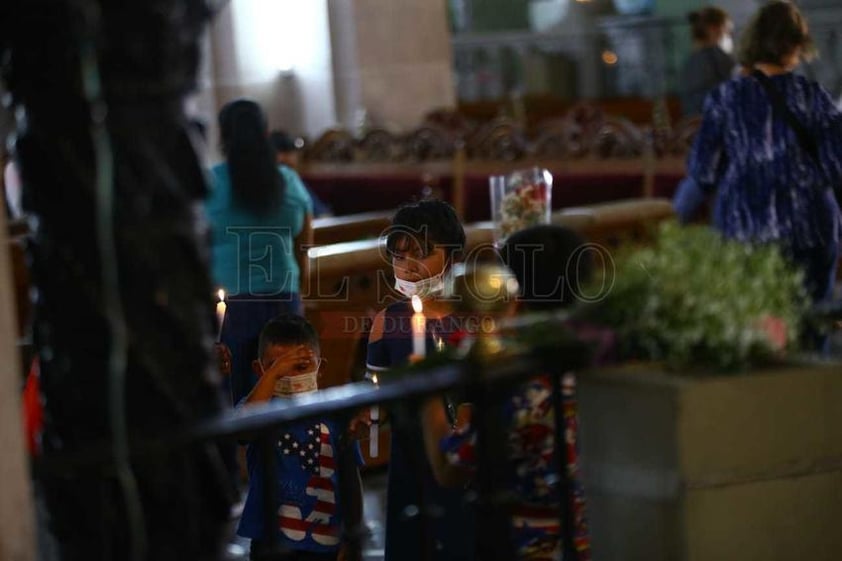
489, 167, 553, 246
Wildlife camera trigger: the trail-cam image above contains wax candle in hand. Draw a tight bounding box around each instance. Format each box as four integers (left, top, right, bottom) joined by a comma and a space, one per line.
216, 289, 226, 342
370, 373, 379, 458
411, 295, 425, 358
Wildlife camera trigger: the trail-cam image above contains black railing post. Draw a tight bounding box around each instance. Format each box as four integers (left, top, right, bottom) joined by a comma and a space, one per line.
550, 370, 578, 561
470, 357, 517, 561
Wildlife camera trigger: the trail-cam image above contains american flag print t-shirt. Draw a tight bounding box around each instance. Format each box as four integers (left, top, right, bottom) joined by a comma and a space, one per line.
278, 422, 339, 546
237, 417, 361, 553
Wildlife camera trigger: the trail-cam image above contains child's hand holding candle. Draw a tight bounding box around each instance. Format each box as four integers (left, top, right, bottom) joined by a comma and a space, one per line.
369, 373, 379, 457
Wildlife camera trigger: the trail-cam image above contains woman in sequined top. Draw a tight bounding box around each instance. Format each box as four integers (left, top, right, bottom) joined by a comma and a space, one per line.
686, 1, 841, 343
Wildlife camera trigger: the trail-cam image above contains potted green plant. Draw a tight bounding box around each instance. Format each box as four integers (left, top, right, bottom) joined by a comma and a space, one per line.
577, 222, 842, 561
590, 221, 809, 371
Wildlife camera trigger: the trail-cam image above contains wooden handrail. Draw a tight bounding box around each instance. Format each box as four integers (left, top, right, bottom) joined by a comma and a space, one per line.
312, 210, 393, 246
306, 199, 674, 282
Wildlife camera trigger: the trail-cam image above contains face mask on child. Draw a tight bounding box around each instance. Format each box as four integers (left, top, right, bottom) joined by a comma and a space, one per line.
274, 371, 318, 397
260, 362, 319, 397
394, 269, 447, 299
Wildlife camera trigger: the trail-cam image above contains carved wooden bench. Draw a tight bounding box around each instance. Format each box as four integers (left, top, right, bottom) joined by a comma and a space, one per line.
305, 198, 677, 391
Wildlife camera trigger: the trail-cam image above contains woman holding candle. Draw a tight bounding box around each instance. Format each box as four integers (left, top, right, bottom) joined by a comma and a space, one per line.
205, 99, 313, 405
364, 199, 473, 561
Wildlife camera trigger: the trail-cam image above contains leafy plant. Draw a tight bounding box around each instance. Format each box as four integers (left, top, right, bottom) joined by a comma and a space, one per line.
588, 222, 809, 372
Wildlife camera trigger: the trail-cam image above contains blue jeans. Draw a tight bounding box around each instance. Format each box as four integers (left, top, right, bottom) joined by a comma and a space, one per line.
789, 241, 839, 353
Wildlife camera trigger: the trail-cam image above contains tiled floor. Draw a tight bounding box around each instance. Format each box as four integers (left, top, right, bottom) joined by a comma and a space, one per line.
360, 470, 388, 561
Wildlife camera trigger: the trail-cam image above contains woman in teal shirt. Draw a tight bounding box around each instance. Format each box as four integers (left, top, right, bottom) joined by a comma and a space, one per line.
206, 99, 313, 404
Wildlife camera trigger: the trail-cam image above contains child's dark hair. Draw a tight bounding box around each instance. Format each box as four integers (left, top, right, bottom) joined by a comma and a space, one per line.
269, 130, 300, 154
688, 6, 729, 42
385, 199, 465, 262
258, 314, 320, 358
500, 225, 592, 311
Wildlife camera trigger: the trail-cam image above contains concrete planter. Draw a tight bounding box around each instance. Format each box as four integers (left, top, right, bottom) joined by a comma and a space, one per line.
578, 361, 842, 561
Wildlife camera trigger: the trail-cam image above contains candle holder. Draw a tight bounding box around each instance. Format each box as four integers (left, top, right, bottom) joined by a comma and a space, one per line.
445, 263, 520, 361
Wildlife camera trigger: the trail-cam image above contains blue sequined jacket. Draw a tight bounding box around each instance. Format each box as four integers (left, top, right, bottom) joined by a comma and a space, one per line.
688, 72, 842, 251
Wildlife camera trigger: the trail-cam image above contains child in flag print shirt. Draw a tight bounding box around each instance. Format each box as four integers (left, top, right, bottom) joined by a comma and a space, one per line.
237, 315, 363, 561
421, 225, 614, 561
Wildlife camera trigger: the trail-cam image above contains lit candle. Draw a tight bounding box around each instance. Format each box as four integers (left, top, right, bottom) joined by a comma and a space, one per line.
411, 295, 426, 358
369, 373, 379, 458
216, 289, 226, 342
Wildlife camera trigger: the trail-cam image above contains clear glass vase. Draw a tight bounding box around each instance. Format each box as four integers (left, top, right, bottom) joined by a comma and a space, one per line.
489, 167, 553, 246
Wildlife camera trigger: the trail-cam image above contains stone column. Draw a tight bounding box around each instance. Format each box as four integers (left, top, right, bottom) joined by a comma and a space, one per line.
2, 2, 234, 558
201, 1, 339, 146
0, 207, 34, 561
329, 0, 457, 131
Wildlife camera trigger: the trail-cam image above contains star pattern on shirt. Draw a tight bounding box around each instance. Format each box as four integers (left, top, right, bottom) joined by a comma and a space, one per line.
279, 422, 323, 474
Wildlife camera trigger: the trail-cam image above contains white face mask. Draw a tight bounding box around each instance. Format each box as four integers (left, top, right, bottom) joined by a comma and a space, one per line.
274, 371, 319, 397
394, 269, 446, 299
260, 361, 319, 397
718, 34, 733, 55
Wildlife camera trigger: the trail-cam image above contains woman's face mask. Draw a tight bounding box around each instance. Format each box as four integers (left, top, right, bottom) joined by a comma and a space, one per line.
394, 269, 447, 299
718, 33, 734, 54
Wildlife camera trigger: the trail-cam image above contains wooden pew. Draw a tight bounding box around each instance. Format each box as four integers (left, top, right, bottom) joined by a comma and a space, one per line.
301, 157, 686, 222
304, 221, 501, 392
305, 198, 676, 391
312, 210, 394, 246
563, 198, 675, 248
305, 198, 675, 466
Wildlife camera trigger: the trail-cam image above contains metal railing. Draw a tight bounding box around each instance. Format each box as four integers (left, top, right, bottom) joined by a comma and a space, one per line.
34, 319, 591, 561
450, 7, 842, 103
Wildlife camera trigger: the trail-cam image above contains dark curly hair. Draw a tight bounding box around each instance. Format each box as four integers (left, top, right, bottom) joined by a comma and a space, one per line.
258, 314, 320, 358
385, 199, 465, 263
738, 1, 816, 67
501, 225, 592, 311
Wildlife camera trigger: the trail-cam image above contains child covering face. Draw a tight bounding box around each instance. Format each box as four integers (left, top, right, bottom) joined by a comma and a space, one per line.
237, 315, 363, 561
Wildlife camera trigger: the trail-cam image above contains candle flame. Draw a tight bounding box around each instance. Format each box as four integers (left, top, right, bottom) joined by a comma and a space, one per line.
411, 294, 423, 314
217, 289, 225, 302
371, 374, 379, 385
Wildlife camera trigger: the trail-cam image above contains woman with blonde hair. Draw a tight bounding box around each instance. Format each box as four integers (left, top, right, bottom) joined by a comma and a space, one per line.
686, 1, 841, 350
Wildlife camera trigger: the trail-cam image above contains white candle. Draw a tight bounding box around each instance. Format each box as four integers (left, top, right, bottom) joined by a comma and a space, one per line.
369, 373, 379, 458
411, 295, 426, 358
216, 289, 226, 342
